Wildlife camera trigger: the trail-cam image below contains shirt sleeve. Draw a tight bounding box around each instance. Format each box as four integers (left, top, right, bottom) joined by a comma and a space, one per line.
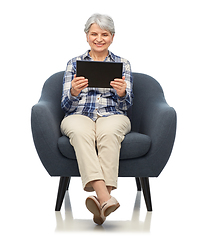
117, 60, 134, 111
61, 59, 80, 114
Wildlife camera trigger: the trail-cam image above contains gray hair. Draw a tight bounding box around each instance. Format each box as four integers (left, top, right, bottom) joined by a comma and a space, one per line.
84, 13, 115, 35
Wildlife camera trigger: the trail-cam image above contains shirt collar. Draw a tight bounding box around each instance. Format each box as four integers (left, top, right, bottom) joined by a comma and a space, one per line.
108, 51, 116, 62
83, 50, 92, 60
83, 50, 116, 62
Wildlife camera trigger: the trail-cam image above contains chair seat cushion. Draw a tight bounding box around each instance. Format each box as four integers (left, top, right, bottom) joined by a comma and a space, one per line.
58, 131, 151, 160
120, 132, 151, 159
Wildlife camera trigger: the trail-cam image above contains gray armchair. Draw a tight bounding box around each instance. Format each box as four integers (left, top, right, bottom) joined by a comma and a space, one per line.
31, 71, 176, 212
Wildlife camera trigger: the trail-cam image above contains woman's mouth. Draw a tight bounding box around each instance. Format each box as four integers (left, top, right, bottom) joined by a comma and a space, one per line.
94, 43, 105, 47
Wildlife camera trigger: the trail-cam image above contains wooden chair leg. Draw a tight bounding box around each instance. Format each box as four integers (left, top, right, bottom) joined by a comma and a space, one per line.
140, 177, 153, 211
135, 177, 142, 191
55, 177, 71, 211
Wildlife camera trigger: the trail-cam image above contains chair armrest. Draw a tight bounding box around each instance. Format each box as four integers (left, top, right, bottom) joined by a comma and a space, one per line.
31, 100, 62, 142
31, 100, 64, 171
139, 99, 177, 167
140, 99, 176, 135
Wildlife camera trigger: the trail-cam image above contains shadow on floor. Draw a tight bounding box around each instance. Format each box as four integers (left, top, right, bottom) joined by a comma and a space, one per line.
55, 191, 152, 233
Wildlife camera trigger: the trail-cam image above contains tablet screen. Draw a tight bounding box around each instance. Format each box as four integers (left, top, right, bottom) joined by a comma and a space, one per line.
76, 61, 123, 88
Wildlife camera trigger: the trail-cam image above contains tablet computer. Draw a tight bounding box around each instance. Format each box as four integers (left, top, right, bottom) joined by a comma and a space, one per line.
76, 60, 123, 88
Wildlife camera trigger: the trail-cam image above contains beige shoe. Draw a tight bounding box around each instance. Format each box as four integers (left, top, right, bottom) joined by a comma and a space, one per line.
101, 196, 120, 217
86, 196, 106, 225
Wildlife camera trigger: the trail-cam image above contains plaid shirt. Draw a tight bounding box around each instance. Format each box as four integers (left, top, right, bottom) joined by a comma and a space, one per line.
61, 50, 133, 121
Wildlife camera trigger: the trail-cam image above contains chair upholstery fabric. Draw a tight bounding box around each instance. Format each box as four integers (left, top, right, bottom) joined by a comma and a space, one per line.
31, 71, 176, 178
58, 131, 151, 160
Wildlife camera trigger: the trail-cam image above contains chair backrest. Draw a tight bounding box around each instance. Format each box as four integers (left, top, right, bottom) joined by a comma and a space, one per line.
39, 71, 166, 132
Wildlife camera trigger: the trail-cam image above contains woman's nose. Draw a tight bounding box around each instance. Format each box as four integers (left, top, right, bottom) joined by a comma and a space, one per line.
96, 35, 102, 42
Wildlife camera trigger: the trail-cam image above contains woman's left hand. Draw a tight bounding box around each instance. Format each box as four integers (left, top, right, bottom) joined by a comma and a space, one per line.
110, 76, 127, 98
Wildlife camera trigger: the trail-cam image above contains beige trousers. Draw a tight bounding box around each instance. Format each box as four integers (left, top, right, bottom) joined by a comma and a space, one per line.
60, 114, 131, 192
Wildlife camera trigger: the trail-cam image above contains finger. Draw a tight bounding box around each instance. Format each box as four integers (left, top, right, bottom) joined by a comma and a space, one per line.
110, 81, 119, 88
113, 78, 124, 82
113, 79, 126, 86
78, 81, 88, 89
74, 76, 85, 81
81, 83, 88, 90
73, 79, 88, 90
111, 81, 126, 88
110, 84, 122, 92
73, 78, 88, 86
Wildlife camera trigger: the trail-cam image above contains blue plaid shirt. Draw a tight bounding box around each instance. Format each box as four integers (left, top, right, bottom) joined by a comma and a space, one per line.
61, 50, 133, 121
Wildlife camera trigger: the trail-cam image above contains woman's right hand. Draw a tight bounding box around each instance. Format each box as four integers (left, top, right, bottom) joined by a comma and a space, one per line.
71, 74, 88, 96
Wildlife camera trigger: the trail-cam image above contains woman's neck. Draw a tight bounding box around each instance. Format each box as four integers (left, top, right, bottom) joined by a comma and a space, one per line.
89, 50, 109, 61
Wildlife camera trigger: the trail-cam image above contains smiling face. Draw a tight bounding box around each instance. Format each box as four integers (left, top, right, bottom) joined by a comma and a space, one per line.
86, 23, 114, 56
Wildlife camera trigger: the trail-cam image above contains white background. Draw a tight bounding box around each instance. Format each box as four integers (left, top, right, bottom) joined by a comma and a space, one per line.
1, 0, 203, 239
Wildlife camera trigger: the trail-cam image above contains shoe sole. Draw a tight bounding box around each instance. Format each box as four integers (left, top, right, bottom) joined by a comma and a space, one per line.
86, 197, 105, 225
104, 203, 120, 217
86, 197, 101, 216
93, 215, 105, 225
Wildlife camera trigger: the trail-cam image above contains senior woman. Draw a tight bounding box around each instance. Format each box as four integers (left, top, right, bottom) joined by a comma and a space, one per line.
61, 13, 133, 225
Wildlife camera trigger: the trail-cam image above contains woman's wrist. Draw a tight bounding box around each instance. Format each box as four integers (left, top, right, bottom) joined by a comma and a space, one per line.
71, 87, 79, 97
